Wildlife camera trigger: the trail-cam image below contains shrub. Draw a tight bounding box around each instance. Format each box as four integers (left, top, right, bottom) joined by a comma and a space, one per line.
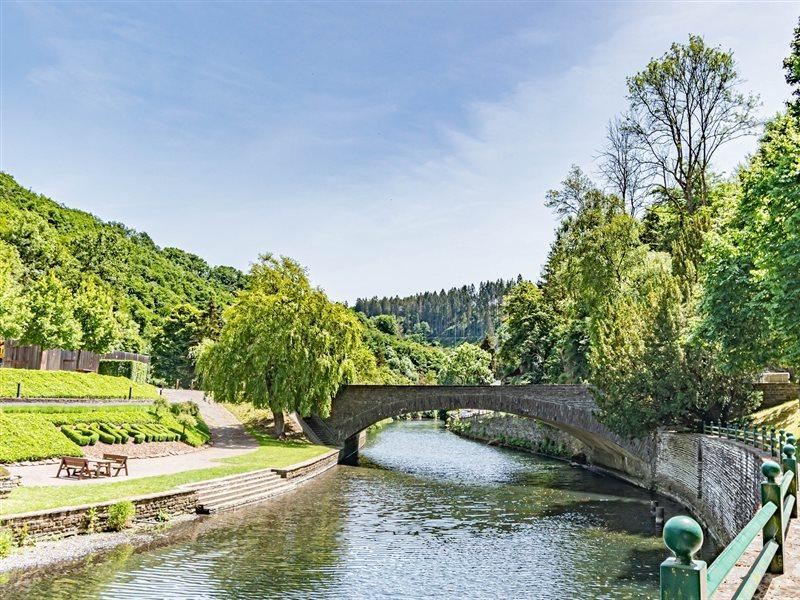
106, 501, 135, 531
0, 529, 12, 558
61, 425, 92, 446
98, 359, 149, 384
88, 425, 116, 445
0, 413, 82, 463
155, 509, 170, 523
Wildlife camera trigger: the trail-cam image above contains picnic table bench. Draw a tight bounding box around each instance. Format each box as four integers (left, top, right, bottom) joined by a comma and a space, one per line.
56, 454, 130, 479
102, 453, 129, 476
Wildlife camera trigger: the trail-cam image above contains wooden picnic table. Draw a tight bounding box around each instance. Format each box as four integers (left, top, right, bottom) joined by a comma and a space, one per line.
89, 458, 112, 478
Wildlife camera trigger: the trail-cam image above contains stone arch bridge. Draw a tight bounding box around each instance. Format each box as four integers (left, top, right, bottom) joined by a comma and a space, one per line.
301, 385, 654, 482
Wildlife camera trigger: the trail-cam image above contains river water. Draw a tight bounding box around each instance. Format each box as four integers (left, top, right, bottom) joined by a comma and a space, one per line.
3, 420, 680, 599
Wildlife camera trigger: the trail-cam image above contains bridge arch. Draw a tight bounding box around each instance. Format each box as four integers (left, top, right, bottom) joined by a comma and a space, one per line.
303, 385, 655, 483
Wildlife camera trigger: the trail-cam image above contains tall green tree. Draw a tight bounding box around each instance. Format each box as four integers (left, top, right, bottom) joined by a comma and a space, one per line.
197, 255, 364, 436
497, 281, 556, 383
438, 343, 493, 385
151, 304, 202, 388
0, 240, 29, 340
21, 271, 82, 349
626, 35, 759, 214
73, 278, 120, 353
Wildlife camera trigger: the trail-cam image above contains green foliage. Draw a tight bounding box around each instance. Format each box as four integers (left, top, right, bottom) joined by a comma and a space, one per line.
0, 172, 244, 362
372, 314, 399, 336
83, 507, 99, 533
785, 17, 800, 110
0, 529, 12, 558
0, 413, 83, 463
20, 271, 82, 349
197, 255, 365, 422
355, 278, 518, 346
0, 403, 210, 462
700, 110, 800, 372
626, 35, 758, 213
106, 501, 135, 531
438, 343, 493, 385
358, 314, 447, 384
73, 278, 120, 353
0, 240, 29, 339
0, 369, 160, 399
498, 281, 557, 384
98, 359, 149, 384
150, 304, 203, 388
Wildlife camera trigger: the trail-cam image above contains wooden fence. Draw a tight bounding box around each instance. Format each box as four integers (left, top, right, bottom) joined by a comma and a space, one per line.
1, 341, 147, 373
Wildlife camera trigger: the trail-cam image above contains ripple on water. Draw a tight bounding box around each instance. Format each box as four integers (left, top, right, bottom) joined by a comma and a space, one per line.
3, 420, 678, 599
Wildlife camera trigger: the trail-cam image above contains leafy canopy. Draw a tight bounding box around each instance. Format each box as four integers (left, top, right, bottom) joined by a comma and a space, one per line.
197, 255, 364, 418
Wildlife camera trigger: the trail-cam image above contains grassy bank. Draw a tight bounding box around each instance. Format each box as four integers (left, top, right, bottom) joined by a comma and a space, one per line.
749, 399, 800, 437
0, 433, 330, 515
0, 404, 210, 463
0, 369, 160, 400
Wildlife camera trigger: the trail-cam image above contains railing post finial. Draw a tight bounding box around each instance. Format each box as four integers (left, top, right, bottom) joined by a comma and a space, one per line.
660, 516, 708, 599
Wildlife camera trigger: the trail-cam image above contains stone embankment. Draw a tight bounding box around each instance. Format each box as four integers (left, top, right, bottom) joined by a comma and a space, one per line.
450, 411, 768, 547
449, 413, 585, 460
0, 448, 339, 546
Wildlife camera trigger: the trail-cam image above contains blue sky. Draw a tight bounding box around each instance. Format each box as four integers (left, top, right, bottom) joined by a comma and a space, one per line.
1, 1, 797, 302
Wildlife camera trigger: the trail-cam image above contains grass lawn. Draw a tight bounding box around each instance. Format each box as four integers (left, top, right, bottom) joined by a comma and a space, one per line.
0, 369, 160, 400
749, 399, 800, 437
0, 432, 331, 515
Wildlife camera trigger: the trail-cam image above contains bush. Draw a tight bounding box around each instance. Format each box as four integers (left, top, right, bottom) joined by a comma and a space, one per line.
106, 501, 135, 531
0, 413, 82, 463
61, 425, 92, 446
0, 529, 12, 558
98, 360, 150, 384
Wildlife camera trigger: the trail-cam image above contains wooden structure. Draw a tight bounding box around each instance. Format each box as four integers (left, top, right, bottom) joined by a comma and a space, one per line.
1, 340, 149, 373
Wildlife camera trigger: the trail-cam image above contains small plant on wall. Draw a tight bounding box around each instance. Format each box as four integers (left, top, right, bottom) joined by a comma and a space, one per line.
106, 501, 136, 532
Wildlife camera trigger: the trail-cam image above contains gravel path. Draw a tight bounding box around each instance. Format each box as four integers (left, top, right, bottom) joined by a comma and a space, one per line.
6, 393, 259, 487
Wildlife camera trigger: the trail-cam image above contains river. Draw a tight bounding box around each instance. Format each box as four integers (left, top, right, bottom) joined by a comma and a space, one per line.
3, 420, 681, 599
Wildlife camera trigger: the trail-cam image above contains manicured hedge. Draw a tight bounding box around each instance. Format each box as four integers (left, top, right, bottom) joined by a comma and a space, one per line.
0, 414, 82, 463
98, 360, 149, 384
0, 369, 160, 400
0, 403, 211, 462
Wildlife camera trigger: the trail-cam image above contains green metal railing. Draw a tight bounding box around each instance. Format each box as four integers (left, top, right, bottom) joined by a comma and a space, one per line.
660, 443, 797, 599
702, 420, 797, 459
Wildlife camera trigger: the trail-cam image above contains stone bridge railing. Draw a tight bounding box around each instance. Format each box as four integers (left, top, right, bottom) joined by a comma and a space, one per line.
304, 384, 656, 482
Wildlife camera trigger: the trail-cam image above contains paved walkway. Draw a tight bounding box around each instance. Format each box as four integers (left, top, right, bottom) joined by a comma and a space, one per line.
6, 393, 259, 487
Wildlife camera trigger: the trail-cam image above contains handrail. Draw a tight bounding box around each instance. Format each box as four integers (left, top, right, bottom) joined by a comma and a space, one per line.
730, 540, 779, 600
706, 502, 777, 595
781, 470, 794, 495
702, 420, 797, 459
660, 442, 797, 599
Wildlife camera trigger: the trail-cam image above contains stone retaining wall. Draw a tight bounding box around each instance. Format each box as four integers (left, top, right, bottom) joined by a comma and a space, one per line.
751, 383, 799, 409
654, 433, 765, 546
274, 449, 339, 480
0, 489, 198, 543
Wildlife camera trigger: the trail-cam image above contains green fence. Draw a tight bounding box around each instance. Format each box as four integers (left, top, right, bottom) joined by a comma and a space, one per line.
660, 443, 797, 599
702, 420, 797, 460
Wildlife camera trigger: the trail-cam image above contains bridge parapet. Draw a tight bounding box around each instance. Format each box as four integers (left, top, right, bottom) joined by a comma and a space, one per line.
305, 384, 656, 482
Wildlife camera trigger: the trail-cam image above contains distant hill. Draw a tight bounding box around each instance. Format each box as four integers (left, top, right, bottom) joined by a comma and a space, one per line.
0, 172, 246, 382
354, 278, 521, 347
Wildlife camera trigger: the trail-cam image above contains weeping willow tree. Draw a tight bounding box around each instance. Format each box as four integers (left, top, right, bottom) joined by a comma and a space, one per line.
196, 254, 364, 436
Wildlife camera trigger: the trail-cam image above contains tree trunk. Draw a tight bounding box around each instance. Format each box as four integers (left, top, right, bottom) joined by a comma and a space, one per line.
273, 410, 285, 438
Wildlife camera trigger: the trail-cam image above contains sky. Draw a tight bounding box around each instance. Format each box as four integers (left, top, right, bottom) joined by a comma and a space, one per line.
1, 1, 797, 302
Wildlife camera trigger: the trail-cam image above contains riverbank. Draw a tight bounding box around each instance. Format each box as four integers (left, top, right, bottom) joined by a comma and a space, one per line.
448, 412, 586, 462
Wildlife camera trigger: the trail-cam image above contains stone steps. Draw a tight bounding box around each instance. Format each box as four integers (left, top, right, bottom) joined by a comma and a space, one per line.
198, 479, 296, 514
192, 469, 295, 514
198, 474, 284, 504
189, 468, 276, 492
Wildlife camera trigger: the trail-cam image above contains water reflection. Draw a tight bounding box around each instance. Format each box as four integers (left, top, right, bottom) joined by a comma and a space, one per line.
2, 420, 678, 599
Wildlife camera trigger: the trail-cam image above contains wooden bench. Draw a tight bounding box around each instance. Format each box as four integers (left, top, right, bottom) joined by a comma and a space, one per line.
102, 453, 129, 477
56, 457, 94, 479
